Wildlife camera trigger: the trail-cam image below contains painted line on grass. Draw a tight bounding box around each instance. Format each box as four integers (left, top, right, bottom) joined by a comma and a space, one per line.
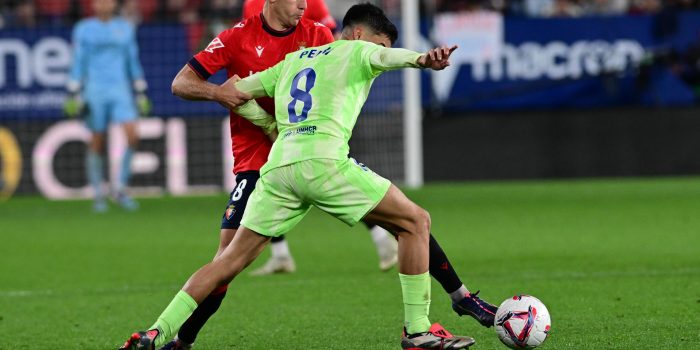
1, 267, 698, 298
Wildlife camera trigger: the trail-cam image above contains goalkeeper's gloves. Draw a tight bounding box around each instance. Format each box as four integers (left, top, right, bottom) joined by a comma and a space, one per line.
133, 79, 152, 117
136, 93, 152, 117
64, 80, 84, 118
63, 94, 84, 118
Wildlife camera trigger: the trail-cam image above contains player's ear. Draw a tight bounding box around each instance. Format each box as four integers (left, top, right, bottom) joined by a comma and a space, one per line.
353, 27, 363, 41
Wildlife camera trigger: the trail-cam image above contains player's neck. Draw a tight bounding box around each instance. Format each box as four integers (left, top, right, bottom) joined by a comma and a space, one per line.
261, 9, 293, 32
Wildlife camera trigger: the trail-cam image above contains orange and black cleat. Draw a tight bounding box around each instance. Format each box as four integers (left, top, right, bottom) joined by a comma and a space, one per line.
118, 329, 158, 350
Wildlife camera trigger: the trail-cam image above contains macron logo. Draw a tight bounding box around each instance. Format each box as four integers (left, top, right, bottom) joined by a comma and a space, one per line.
205, 38, 224, 53
255, 45, 265, 57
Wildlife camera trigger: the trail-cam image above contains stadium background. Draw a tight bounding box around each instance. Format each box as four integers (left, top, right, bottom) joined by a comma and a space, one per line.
1, 1, 700, 349
2, 0, 700, 198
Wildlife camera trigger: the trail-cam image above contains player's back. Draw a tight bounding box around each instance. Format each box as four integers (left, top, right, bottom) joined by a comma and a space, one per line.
72, 17, 137, 89
259, 40, 388, 174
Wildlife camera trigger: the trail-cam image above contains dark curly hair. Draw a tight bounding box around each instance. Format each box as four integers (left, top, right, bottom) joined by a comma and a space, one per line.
342, 2, 398, 45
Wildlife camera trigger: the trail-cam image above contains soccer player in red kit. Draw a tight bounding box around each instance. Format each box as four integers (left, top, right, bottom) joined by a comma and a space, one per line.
162, 1, 336, 349
163, 0, 374, 349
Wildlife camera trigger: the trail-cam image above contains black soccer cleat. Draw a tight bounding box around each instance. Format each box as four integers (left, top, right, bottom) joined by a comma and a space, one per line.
118, 329, 158, 350
452, 290, 498, 328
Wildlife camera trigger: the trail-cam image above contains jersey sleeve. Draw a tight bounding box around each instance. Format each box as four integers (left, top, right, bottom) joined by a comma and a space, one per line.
188, 29, 236, 80
68, 23, 86, 85
233, 99, 276, 135
126, 24, 145, 81
233, 73, 276, 134
257, 60, 285, 97
235, 73, 268, 98
357, 42, 422, 78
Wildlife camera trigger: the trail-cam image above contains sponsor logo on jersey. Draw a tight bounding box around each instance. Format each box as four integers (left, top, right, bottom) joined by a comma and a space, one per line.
282, 125, 317, 138
255, 45, 265, 57
205, 37, 225, 53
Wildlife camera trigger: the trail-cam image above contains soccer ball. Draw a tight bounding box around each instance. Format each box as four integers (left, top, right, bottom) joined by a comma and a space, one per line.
494, 295, 551, 349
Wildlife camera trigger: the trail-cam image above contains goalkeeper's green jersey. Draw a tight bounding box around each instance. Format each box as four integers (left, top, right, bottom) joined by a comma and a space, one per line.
253, 40, 422, 174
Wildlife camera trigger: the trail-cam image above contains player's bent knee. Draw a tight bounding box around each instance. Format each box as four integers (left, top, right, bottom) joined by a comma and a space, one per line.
415, 208, 431, 238
398, 206, 431, 241
421, 208, 432, 231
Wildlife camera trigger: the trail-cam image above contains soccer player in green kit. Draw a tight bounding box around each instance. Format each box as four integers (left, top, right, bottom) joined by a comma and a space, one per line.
120, 4, 476, 349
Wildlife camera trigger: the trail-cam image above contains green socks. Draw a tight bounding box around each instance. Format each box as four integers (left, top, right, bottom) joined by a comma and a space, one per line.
149, 290, 198, 347
399, 272, 432, 335
147, 276, 430, 344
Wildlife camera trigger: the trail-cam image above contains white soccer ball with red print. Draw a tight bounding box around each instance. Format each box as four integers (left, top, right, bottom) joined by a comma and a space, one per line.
494, 295, 551, 349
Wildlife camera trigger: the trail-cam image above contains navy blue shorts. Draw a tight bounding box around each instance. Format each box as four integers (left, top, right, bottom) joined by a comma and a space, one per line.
220, 171, 260, 230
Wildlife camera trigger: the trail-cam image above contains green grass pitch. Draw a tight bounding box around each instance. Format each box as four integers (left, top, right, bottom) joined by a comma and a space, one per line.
1, 177, 699, 349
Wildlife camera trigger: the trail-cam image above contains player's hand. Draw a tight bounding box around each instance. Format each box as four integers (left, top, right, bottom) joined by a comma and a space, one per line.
136, 93, 152, 117
217, 74, 253, 110
268, 128, 279, 142
417, 45, 458, 71
63, 94, 84, 118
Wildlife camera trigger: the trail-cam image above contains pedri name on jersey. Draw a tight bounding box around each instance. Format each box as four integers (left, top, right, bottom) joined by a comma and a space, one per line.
245, 47, 332, 77
298, 46, 332, 60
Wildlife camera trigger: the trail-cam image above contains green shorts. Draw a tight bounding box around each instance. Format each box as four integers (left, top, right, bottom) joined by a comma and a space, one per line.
240, 158, 391, 237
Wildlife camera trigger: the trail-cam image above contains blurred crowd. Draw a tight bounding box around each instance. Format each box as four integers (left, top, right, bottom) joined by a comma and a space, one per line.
0, 0, 243, 28
438, 0, 700, 16
2, 0, 700, 30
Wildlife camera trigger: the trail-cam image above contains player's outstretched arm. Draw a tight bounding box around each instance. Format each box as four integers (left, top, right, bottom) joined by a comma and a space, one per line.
416, 45, 458, 71
171, 65, 253, 110
229, 75, 277, 136
366, 45, 458, 74
232, 98, 276, 136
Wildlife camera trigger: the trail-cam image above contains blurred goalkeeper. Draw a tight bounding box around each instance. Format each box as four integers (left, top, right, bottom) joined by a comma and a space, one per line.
64, 0, 151, 212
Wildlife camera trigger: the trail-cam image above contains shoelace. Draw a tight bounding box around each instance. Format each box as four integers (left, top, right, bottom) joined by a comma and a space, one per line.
468, 290, 496, 315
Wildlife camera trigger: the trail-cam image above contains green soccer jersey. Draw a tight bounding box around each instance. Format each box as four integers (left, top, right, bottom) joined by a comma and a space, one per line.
235, 40, 422, 174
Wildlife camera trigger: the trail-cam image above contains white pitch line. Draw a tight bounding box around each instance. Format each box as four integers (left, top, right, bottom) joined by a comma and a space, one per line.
1, 267, 698, 298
